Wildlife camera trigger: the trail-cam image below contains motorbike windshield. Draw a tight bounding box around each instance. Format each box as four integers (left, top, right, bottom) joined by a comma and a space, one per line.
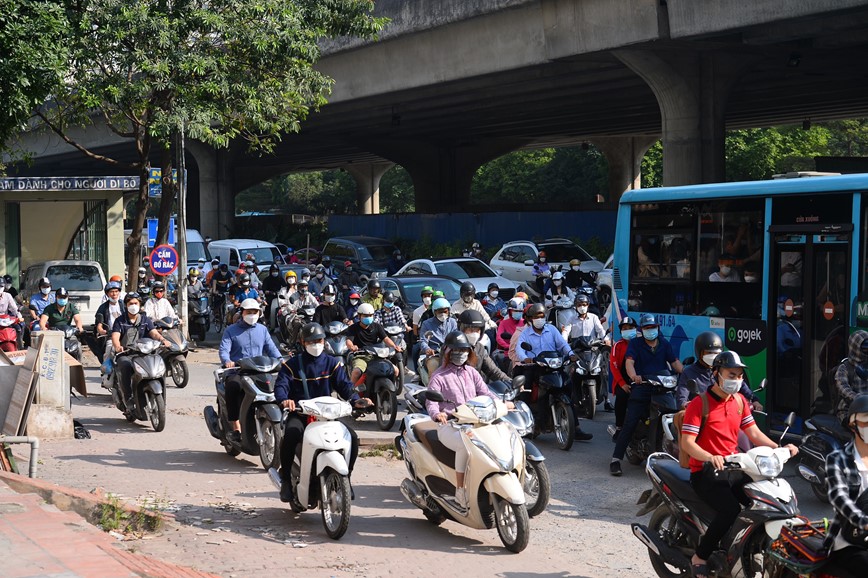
238, 356, 281, 373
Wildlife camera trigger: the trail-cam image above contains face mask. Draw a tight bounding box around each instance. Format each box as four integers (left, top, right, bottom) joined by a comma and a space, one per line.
571, 265, 580, 271
302, 277, 310, 283
305, 343, 324, 357
577, 306, 588, 315
242, 281, 250, 288
299, 288, 308, 295
720, 378, 742, 395
450, 351, 469, 366
489, 291, 499, 299
345, 267, 352, 272
436, 312, 449, 323
361, 316, 374, 326
553, 280, 562, 286
702, 353, 719, 366
422, 297, 432, 306
57, 298, 68, 307
643, 328, 659, 341
349, 299, 359, 306
127, 303, 140, 315
384, 301, 394, 308
858, 425, 868, 443
271, 272, 278, 277
108, 297, 119, 304
316, 273, 324, 279
539, 257, 546, 263
325, 294, 336, 303
532, 318, 546, 329
744, 276, 756, 283
40, 287, 51, 295
511, 311, 522, 321
246, 268, 254, 274
138, 273, 145, 278
462, 295, 473, 304
621, 329, 637, 340
718, 266, 731, 276
464, 332, 480, 346
243, 313, 259, 326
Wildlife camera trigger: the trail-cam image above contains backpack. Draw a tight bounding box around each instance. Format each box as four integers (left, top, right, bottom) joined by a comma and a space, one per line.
674, 392, 744, 468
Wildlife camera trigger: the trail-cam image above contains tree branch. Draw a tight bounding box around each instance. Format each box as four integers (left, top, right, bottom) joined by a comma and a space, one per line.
100, 108, 137, 139
35, 109, 138, 169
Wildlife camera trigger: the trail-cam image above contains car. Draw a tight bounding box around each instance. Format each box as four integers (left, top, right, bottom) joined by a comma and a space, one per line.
207, 239, 282, 269
490, 238, 605, 285
20, 260, 107, 329
596, 253, 614, 292
395, 257, 519, 300
321, 236, 398, 279
372, 275, 463, 320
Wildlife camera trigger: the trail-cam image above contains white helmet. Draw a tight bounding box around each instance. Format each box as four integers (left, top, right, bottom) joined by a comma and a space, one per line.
240, 298, 260, 311
552, 271, 564, 281
357, 302, 375, 316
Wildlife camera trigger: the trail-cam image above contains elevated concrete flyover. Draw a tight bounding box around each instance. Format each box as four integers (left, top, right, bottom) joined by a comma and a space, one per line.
9, 0, 868, 232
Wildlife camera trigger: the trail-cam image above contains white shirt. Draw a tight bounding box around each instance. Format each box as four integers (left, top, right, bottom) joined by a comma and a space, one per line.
144, 297, 177, 321
412, 304, 428, 328
564, 312, 606, 341
107, 302, 123, 327
450, 298, 496, 330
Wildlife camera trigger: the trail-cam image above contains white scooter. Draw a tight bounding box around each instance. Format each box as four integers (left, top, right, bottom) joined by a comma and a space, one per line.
395, 393, 530, 553
267, 396, 355, 540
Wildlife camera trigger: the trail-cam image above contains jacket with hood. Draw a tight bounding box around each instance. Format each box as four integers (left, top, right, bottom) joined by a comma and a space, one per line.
835, 330, 868, 423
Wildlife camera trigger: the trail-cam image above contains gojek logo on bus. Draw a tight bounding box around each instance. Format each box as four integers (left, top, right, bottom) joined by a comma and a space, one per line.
724, 320, 767, 357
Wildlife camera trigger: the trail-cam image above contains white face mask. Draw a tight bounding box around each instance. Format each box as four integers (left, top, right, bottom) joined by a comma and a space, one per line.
422, 297, 432, 306
108, 297, 119, 304
571, 265, 580, 271
40, 287, 51, 295
243, 313, 259, 326
127, 304, 140, 315
532, 318, 546, 329
539, 257, 546, 263
324, 294, 336, 303
553, 280, 562, 286
450, 351, 469, 366
271, 272, 278, 277
702, 353, 718, 367
464, 331, 480, 346
349, 299, 359, 306
305, 343, 324, 357
719, 265, 731, 276
436, 312, 449, 323
462, 295, 473, 304
744, 275, 757, 283
489, 291, 498, 299
720, 378, 742, 395
577, 306, 588, 315
316, 273, 324, 279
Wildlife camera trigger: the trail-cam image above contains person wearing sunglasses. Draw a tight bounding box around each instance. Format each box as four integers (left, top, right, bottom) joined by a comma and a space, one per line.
143, 281, 178, 324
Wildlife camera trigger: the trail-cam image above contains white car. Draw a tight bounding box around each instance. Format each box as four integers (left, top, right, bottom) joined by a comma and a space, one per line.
490, 238, 604, 285
395, 258, 519, 300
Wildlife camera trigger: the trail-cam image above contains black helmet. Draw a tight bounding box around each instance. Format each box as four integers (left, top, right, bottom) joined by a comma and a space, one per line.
124, 291, 142, 304
460, 281, 476, 298
383, 290, 396, 303
238, 273, 251, 285
152, 281, 165, 291
367, 279, 381, 290
39, 277, 51, 288
458, 309, 486, 330
219, 263, 229, 272
322, 255, 331, 264
526, 303, 546, 320
487, 282, 499, 291
300, 322, 326, 342
575, 293, 590, 305
269, 264, 279, 274
323, 284, 337, 295
55, 287, 69, 298
846, 393, 868, 427
712, 351, 747, 371
619, 316, 637, 329
444, 330, 471, 350
694, 331, 724, 360
138, 284, 151, 297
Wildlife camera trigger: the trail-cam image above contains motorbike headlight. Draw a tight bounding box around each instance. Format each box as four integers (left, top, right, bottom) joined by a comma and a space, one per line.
659, 375, 677, 389
546, 358, 563, 369
755, 454, 783, 477
466, 397, 497, 423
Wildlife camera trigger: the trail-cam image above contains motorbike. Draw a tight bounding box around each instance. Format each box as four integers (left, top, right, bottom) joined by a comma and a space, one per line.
266, 396, 355, 540
188, 291, 211, 341
324, 320, 350, 359
632, 414, 798, 578
568, 336, 610, 420
797, 412, 851, 504
519, 342, 576, 451
385, 324, 408, 390
0, 314, 20, 352
109, 338, 167, 431
606, 373, 678, 466
211, 291, 227, 333
351, 341, 400, 431
154, 317, 189, 388
396, 392, 530, 552
59, 325, 82, 362
204, 356, 284, 470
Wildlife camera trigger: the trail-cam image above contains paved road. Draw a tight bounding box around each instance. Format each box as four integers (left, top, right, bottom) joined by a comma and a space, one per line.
24, 338, 833, 577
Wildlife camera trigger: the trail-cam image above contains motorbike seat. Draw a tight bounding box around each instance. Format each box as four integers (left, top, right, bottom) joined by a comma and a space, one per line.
811, 414, 851, 440
653, 458, 718, 521
412, 421, 456, 470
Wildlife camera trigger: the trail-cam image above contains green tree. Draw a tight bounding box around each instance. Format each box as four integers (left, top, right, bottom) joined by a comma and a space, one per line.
35, 0, 385, 287
380, 165, 415, 213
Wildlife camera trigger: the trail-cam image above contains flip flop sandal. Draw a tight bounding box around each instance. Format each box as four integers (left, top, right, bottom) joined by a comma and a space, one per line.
691, 563, 709, 578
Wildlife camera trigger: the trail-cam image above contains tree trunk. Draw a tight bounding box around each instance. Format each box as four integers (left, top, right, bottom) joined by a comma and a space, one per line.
155, 142, 176, 248
126, 163, 152, 292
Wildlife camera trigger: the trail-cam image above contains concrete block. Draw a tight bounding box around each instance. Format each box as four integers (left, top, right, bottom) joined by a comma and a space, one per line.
25, 404, 73, 440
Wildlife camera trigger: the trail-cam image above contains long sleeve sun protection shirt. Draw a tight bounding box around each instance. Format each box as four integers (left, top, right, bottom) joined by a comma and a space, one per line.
219, 320, 281, 365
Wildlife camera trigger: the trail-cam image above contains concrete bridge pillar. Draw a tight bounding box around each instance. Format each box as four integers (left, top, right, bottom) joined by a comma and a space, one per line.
590, 136, 659, 204
187, 141, 234, 239
344, 162, 395, 214
615, 49, 754, 186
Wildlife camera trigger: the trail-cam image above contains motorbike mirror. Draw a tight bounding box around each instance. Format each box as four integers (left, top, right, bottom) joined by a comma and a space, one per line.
424, 331, 434, 340
512, 375, 526, 389
686, 379, 697, 394
784, 412, 796, 428
424, 390, 446, 402
520, 342, 533, 352
756, 379, 767, 392
278, 343, 290, 353
500, 331, 512, 340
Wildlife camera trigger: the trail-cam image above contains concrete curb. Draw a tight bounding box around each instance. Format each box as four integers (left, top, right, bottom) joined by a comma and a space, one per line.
0, 470, 172, 532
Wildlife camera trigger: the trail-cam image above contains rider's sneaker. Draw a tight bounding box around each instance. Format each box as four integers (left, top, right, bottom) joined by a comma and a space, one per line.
610, 460, 623, 477
604, 401, 614, 412
227, 430, 242, 445
280, 480, 294, 503
454, 487, 468, 509
574, 429, 593, 441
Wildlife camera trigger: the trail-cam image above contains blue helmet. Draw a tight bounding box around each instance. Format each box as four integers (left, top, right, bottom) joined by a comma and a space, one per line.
639, 313, 658, 327
432, 297, 450, 311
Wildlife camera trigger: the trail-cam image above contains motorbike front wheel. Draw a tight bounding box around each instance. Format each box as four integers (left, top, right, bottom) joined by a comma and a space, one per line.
320, 468, 351, 540
171, 358, 190, 388
583, 383, 597, 420
145, 391, 166, 432
648, 504, 691, 578
523, 460, 551, 518
258, 419, 283, 470
493, 495, 530, 553
553, 402, 576, 451
375, 385, 398, 431
197, 324, 207, 342
811, 480, 830, 503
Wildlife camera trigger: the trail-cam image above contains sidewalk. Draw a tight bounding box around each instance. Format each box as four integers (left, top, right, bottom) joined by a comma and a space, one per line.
0, 479, 220, 578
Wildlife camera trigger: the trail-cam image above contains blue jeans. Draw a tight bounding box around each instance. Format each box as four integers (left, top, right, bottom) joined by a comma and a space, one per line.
612, 385, 675, 460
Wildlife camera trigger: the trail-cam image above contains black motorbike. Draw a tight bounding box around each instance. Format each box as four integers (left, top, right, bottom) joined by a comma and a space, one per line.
519, 342, 576, 451
59, 324, 82, 362
154, 317, 189, 388
188, 291, 211, 341
204, 356, 285, 470
109, 338, 167, 431
351, 341, 400, 431
615, 373, 679, 466
568, 336, 610, 420
797, 412, 851, 503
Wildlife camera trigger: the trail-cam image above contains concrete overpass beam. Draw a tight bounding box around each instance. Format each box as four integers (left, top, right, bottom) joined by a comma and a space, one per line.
615, 49, 754, 186
589, 136, 659, 204
344, 162, 395, 214
187, 141, 233, 239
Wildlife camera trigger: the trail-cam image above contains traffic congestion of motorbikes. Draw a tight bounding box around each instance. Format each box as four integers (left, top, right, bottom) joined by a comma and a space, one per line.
2, 245, 867, 575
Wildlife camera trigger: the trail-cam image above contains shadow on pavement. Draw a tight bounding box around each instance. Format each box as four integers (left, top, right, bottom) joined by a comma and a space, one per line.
54, 447, 265, 475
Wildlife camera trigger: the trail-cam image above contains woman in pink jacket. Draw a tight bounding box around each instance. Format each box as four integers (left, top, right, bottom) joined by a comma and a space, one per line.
496, 298, 525, 350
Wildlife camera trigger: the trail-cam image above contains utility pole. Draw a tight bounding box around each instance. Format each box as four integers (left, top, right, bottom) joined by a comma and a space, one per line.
177, 125, 190, 339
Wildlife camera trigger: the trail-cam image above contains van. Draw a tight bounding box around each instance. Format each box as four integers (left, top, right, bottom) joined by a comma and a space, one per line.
321, 236, 397, 279
207, 239, 283, 269
21, 260, 107, 329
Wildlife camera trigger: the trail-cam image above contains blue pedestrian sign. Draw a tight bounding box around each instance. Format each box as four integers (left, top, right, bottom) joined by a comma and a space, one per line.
148, 168, 181, 198
149, 245, 179, 277
147, 218, 175, 248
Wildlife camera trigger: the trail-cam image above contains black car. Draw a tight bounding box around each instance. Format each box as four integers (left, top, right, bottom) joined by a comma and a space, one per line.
322, 236, 398, 279
373, 275, 463, 321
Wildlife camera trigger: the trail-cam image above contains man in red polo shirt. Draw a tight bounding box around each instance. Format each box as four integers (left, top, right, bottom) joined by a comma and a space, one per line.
680, 351, 798, 578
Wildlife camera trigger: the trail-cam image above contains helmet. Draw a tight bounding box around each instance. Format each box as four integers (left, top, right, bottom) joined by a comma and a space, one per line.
285, 247, 293, 254
188, 267, 200, 277
322, 255, 331, 264
639, 313, 658, 327
211, 258, 219, 265
55, 287, 69, 298
383, 291, 396, 303
103, 283, 115, 293
285, 270, 297, 280
433, 290, 444, 298
238, 273, 251, 285
300, 322, 326, 342
526, 303, 546, 319
507, 298, 524, 311
219, 263, 229, 272
618, 316, 637, 329
301, 268, 311, 277
240, 298, 260, 311
712, 351, 747, 371
39, 277, 51, 288
152, 281, 165, 291
315, 264, 325, 272
245, 260, 254, 268
124, 291, 141, 304
444, 330, 471, 350
460, 281, 476, 298
344, 260, 352, 268
349, 292, 361, 300
357, 303, 375, 316
458, 309, 485, 330
235, 268, 245, 276
515, 291, 529, 302
138, 266, 146, 274
575, 293, 589, 305
569, 259, 581, 267
367, 279, 381, 290
393, 249, 401, 256
109, 274, 122, 283
421, 285, 434, 296
323, 284, 337, 295
297, 278, 309, 287
432, 297, 450, 311
847, 393, 868, 426
538, 250, 547, 259
269, 264, 279, 274
487, 282, 499, 291
138, 285, 151, 297
694, 331, 724, 360
472, 242, 480, 249
552, 271, 564, 281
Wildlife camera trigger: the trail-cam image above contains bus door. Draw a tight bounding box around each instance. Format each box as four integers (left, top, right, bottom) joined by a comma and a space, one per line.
770, 232, 850, 419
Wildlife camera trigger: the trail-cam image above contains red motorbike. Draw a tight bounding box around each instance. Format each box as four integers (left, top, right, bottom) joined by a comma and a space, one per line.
0, 314, 20, 352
